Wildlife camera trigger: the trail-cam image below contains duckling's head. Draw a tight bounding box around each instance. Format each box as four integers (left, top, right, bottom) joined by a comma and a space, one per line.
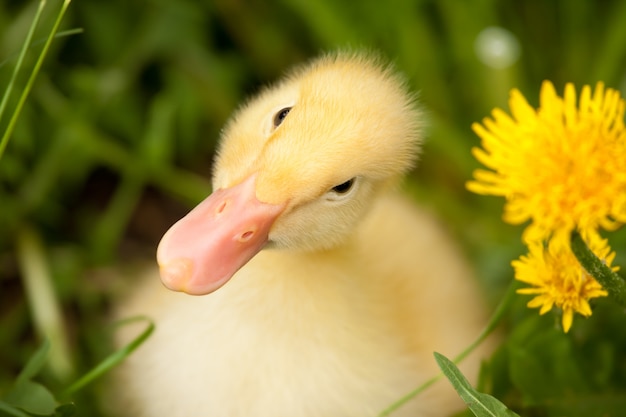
157, 52, 423, 295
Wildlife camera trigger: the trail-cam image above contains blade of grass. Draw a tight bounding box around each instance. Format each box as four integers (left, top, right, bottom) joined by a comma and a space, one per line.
32, 75, 212, 205
0, 28, 84, 69
591, 0, 626, 82
15, 339, 51, 384
16, 225, 74, 382
63, 315, 155, 396
0, 0, 74, 161
0, 1, 46, 129
90, 167, 145, 262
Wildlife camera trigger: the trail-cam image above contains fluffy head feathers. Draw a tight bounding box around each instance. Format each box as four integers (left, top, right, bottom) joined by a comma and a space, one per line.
213, 52, 423, 206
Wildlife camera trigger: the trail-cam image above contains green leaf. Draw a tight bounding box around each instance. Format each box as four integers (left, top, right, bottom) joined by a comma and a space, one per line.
2, 340, 60, 415
0, 401, 31, 417
54, 403, 76, 417
434, 352, 520, 417
4, 380, 57, 415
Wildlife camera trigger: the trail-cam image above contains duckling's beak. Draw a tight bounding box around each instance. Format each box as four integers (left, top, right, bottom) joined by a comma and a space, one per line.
156, 175, 286, 295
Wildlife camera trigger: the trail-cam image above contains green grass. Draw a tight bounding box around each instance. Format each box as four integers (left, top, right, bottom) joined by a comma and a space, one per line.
1, 0, 626, 416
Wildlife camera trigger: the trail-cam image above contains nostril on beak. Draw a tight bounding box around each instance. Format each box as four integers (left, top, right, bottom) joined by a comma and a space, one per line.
238, 230, 255, 242
216, 200, 229, 215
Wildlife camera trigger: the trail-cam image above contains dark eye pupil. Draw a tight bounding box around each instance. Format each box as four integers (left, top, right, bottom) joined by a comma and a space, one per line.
274, 107, 292, 127
332, 178, 355, 194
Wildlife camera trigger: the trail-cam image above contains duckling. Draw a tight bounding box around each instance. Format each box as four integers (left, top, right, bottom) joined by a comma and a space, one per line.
110, 51, 491, 417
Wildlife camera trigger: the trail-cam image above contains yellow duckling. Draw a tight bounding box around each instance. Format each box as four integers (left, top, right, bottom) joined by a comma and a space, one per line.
111, 51, 490, 417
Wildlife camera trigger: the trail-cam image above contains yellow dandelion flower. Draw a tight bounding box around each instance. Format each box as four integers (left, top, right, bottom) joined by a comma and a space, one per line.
468, 81, 626, 246
512, 236, 615, 332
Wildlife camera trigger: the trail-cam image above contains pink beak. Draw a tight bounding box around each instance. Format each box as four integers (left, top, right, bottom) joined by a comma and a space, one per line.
156, 175, 286, 295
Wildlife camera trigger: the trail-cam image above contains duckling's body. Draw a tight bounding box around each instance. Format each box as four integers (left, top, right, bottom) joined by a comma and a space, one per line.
110, 52, 490, 417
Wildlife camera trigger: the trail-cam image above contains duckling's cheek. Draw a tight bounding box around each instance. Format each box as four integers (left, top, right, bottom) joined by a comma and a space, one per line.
156, 175, 286, 295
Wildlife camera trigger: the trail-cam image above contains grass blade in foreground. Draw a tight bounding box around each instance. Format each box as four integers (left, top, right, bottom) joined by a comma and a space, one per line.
0, 1, 45, 128
0, 0, 74, 160
63, 315, 155, 396
434, 352, 519, 417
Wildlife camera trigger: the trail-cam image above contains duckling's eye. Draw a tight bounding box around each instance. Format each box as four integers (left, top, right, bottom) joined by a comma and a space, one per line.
331, 178, 355, 194
273, 107, 292, 127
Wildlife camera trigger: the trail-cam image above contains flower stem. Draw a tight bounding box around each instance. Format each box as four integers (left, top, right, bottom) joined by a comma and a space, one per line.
570, 231, 626, 307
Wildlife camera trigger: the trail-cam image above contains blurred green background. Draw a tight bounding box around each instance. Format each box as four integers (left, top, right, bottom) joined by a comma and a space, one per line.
2, 0, 626, 415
